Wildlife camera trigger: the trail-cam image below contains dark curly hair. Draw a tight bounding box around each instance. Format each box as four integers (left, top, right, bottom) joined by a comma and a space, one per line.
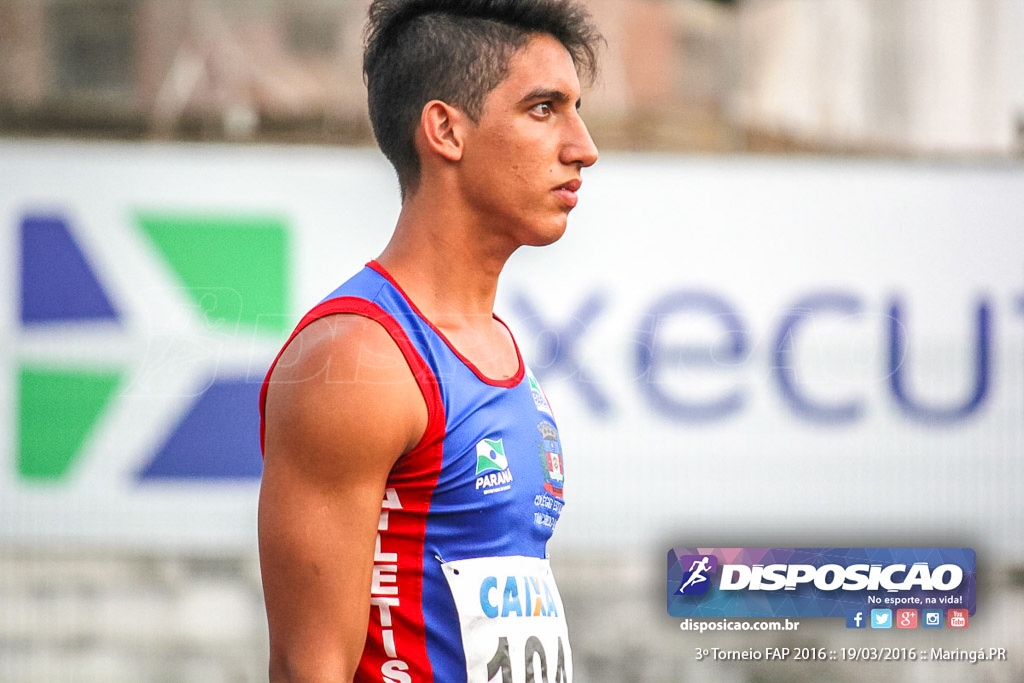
363, 0, 602, 196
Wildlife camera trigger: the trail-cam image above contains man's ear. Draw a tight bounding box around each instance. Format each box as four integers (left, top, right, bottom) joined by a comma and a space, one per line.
419, 100, 467, 163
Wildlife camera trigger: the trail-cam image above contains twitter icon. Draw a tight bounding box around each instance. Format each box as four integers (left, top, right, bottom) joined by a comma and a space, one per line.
870, 609, 892, 629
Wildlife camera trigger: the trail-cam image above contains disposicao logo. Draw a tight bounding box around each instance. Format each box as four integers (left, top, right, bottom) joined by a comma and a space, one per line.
667, 548, 976, 620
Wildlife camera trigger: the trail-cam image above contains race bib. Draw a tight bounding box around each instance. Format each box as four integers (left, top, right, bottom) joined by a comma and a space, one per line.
441, 555, 572, 683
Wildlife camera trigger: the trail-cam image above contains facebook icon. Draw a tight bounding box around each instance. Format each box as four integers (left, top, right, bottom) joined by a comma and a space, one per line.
845, 609, 867, 629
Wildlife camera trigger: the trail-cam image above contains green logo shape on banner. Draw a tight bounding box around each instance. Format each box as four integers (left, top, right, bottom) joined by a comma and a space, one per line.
18, 367, 122, 480
136, 213, 290, 334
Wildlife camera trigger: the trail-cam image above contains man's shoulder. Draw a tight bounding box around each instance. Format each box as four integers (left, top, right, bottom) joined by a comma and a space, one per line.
270, 312, 409, 388
263, 311, 428, 469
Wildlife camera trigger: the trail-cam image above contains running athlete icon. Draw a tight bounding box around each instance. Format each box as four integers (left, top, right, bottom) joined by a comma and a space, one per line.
679, 556, 713, 593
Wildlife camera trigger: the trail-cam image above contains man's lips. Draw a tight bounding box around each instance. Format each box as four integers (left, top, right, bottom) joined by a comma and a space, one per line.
553, 179, 582, 208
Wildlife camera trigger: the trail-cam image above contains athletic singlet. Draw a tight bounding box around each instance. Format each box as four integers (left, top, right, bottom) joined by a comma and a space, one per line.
259, 261, 571, 683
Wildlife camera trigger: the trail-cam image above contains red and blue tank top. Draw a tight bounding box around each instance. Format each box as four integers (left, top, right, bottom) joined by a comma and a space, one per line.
260, 261, 571, 682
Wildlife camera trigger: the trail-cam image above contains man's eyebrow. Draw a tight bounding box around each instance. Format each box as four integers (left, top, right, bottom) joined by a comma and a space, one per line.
519, 88, 579, 107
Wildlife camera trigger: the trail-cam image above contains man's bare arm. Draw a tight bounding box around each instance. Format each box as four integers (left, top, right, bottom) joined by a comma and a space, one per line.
259, 315, 427, 682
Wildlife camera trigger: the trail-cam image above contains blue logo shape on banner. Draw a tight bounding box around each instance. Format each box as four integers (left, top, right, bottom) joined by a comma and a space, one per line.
20, 214, 120, 324
667, 547, 976, 619
137, 378, 263, 480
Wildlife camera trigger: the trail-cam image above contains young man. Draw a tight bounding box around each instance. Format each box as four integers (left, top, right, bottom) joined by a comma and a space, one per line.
258, 1, 601, 681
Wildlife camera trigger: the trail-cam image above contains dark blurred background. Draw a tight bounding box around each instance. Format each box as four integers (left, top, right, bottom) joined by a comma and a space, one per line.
2, 0, 1020, 155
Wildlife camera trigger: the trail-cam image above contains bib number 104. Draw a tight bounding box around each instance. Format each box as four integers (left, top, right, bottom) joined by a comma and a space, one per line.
486, 636, 568, 683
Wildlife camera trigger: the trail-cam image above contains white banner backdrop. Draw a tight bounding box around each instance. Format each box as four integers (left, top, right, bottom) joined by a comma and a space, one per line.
1, 141, 1022, 559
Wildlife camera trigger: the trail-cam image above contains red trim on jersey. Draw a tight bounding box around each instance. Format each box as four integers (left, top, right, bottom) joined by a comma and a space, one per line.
367, 260, 526, 388
259, 296, 446, 681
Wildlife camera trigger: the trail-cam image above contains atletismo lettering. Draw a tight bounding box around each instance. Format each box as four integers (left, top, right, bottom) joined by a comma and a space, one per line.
373, 488, 411, 683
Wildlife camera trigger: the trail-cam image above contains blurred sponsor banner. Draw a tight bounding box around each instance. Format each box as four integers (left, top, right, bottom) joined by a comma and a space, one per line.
2, 142, 1022, 556
1, 142, 397, 549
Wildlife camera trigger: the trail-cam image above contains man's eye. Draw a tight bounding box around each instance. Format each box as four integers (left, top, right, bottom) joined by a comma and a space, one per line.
532, 102, 552, 116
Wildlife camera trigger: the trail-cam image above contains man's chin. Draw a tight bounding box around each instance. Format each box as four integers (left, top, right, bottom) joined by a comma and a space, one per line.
525, 220, 569, 248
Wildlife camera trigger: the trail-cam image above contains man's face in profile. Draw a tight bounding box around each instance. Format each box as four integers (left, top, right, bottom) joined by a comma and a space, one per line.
455, 33, 599, 249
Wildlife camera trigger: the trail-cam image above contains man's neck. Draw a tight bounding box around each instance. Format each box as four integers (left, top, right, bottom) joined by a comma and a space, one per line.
376, 204, 523, 380
376, 190, 515, 330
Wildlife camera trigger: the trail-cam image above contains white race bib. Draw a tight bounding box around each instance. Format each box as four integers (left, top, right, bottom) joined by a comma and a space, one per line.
441, 555, 572, 683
